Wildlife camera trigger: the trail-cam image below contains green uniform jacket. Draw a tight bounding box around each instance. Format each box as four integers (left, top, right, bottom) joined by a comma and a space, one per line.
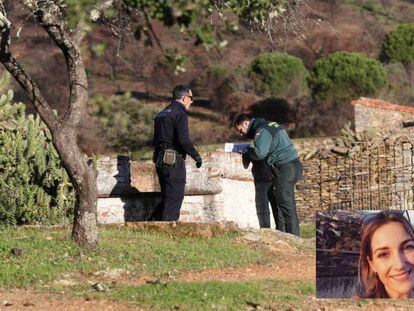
246, 118, 298, 166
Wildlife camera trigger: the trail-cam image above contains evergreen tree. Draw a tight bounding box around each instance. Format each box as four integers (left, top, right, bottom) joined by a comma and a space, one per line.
249, 52, 309, 99
380, 23, 414, 65
307, 52, 387, 135
309, 51, 387, 103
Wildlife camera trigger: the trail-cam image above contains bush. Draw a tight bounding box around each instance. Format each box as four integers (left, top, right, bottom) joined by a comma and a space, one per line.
207, 65, 227, 79
361, 1, 381, 13
308, 52, 387, 135
0, 83, 75, 226
380, 23, 414, 64
248, 52, 309, 99
89, 92, 159, 153
309, 51, 387, 103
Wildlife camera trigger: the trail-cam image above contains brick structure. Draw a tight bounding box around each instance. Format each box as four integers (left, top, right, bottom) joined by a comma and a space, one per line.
96, 153, 271, 228
352, 97, 414, 135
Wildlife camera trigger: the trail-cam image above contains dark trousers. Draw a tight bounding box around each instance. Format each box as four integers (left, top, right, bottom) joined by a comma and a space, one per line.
271, 159, 303, 236
152, 155, 186, 221
254, 181, 285, 230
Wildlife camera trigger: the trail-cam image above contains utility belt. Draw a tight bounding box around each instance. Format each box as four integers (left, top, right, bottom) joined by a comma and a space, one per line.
269, 158, 300, 177
155, 145, 182, 167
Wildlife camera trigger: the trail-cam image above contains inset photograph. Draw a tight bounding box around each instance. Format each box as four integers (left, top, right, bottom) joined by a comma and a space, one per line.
316, 210, 414, 299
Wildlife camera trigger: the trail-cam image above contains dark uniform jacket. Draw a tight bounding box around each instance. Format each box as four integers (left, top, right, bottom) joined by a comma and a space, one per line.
153, 100, 201, 163
242, 154, 273, 183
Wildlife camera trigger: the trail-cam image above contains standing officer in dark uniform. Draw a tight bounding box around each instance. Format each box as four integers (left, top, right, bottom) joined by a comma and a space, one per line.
151, 85, 202, 221
234, 114, 303, 236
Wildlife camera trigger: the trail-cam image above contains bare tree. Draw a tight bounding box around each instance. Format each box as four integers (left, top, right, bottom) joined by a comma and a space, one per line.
0, 1, 105, 250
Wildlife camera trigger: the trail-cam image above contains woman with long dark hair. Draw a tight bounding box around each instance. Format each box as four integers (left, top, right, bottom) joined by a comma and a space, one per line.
359, 211, 414, 298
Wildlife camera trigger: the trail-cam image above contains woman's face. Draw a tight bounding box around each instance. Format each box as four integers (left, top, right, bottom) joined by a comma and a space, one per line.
368, 221, 414, 298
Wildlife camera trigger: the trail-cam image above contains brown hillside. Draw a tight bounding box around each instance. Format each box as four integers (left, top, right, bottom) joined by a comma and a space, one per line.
2, 1, 414, 154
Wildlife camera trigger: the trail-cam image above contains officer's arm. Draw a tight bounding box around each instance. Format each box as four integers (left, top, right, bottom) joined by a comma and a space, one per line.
175, 113, 201, 162
248, 129, 272, 161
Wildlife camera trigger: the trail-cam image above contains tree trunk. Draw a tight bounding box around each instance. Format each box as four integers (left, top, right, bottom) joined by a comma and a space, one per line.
0, 1, 114, 251
53, 127, 98, 250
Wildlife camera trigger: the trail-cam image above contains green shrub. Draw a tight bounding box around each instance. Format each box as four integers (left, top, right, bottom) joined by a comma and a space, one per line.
307, 52, 387, 135
380, 23, 414, 64
207, 65, 227, 78
91, 42, 107, 58
309, 51, 387, 103
0, 81, 75, 226
361, 1, 380, 13
248, 52, 309, 99
89, 92, 159, 153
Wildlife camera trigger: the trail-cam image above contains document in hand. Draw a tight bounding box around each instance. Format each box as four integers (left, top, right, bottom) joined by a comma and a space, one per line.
224, 143, 250, 153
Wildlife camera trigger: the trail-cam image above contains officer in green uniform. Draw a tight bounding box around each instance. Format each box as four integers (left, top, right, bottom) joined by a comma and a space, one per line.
234, 114, 303, 236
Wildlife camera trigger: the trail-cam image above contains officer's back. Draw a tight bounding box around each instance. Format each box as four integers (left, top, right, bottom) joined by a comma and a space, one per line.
153, 100, 188, 159
153, 86, 201, 163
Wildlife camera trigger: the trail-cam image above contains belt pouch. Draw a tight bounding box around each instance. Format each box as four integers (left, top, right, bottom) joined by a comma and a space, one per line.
163, 149, 176, 165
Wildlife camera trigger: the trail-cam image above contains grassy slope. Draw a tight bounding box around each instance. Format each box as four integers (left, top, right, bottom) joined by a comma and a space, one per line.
0, 225, 315, 310
0, 227, 266, 288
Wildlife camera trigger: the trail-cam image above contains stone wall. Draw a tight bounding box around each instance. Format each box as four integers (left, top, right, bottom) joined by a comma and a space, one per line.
352, 97, 414, 135
97, 135, 414, 226
96, 153, 278, 227
298, 138, 414, 212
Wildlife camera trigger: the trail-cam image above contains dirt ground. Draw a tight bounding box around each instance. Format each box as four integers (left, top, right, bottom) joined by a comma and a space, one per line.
0, 292, 135, 311
1, 229, 413, 310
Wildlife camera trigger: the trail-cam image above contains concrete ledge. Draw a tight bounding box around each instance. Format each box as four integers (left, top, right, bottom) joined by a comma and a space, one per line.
97, 155, 138, 196
97, 155, 223, 196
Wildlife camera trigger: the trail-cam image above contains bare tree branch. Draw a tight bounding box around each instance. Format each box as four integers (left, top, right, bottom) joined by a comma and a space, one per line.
143, 11, 164, 52
71, 20, 87, 47
0, 23, 59, 130
30, 0, 88, 127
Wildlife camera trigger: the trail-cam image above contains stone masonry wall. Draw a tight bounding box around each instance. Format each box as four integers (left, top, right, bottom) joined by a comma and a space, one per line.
298, 138, 414, 212
352, 97, 414, 135
96, 153, 277, 227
